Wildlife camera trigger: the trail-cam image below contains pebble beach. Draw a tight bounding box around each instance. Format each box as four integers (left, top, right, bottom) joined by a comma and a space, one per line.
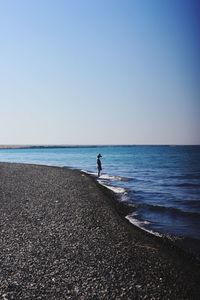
0, 162, 200, 299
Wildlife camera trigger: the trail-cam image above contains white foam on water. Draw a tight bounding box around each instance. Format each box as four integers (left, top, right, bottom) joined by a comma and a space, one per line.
97, 172, 129, 195
126, 214, 162, 237
98, 181, 126, 194
81, 170, 97, 176
81, 170, 130, 182
82, 170, 128, 195
100, 174, 123, 181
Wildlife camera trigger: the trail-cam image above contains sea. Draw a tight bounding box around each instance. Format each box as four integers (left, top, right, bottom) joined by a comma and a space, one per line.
1, 145, 200, 255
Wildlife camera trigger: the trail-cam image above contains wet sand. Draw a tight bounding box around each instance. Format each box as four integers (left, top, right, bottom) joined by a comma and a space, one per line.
0, 162, 200, 299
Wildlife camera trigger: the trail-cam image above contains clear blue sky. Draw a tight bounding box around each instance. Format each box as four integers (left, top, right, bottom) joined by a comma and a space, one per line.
0, 0, 199, 145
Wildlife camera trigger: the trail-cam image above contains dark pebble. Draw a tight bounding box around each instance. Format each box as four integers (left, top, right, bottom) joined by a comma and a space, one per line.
0, 162, 200, 299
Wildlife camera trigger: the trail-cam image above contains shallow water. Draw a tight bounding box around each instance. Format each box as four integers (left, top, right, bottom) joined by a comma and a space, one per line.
0, 145, 200, 242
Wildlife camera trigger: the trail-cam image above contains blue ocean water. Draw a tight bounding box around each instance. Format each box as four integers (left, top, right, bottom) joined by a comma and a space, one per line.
0, 145, 200, 243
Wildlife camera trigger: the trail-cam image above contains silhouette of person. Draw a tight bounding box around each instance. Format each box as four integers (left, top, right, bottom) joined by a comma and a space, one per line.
96, 154, 102, 177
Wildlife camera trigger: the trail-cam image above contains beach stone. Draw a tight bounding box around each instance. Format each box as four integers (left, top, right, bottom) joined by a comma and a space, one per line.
0, 162, 200, 299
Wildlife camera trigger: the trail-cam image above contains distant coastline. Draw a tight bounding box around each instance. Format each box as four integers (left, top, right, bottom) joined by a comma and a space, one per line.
0, 145, 99, 149
0, 144, 199, 150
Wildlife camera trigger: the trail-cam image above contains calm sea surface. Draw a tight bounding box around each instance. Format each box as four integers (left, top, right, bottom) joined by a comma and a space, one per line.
1, 146, 200, 242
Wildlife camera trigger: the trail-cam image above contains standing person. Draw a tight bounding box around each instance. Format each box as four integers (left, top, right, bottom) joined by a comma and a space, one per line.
96, 154, 102, 177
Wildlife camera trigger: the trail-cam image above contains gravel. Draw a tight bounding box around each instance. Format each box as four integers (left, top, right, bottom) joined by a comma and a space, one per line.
0, 162, 200, 299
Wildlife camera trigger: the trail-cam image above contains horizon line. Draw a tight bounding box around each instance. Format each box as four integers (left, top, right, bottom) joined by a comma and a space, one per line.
0, 144, 200, 149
